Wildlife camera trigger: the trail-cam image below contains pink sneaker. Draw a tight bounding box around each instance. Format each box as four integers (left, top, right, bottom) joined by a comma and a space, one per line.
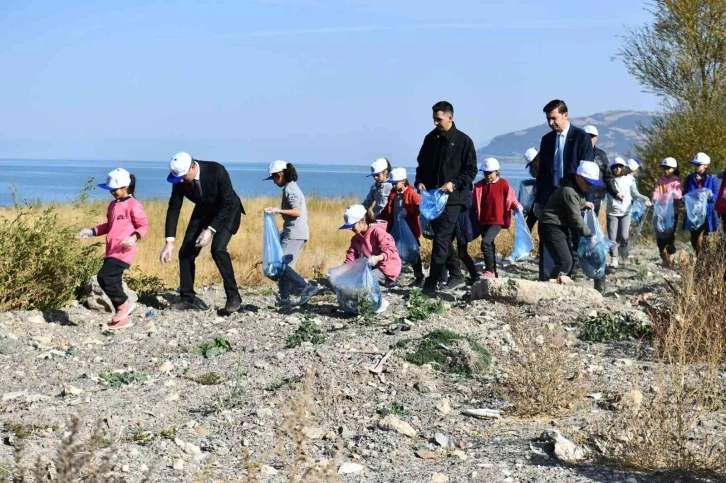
480, 271, 496, 280
112, 300, 136, 324
107, 316, 134, 330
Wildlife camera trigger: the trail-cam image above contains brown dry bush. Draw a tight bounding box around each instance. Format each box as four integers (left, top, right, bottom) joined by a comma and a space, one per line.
495, 311, 589, 417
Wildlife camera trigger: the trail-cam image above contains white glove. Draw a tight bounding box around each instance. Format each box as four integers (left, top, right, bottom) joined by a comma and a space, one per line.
121, 236, 137, 248
78, 228, 93, 240
517, 205, 524, 212
264, 207, 280, 214
160, 244, 174, 265
195, 229, 213, 248
367, 255, 379, 267
645, 200, 653, 207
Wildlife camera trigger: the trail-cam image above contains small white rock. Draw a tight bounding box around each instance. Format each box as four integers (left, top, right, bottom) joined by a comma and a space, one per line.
338, 462, 364, 474
173, 459, 184, 470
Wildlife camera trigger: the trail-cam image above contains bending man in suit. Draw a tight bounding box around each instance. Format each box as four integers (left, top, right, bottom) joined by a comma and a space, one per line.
160, 152, 245, 314
533, 99, 594, 282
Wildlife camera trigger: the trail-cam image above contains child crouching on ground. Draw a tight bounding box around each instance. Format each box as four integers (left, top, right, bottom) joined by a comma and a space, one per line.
472, 157, 522, 279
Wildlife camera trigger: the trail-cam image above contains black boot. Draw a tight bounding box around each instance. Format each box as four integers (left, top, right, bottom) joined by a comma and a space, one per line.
594, 277, 606, 294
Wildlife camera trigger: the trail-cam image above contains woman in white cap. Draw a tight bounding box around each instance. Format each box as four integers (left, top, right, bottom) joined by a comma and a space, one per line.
362, 158, 393, 218
652, 157, 683, 267
264, 160, 320, 308
538, 161, 606, 293
605, 157, 651, 267
682, 152, 721, 254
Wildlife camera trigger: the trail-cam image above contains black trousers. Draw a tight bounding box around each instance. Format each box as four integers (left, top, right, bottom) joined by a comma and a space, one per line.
97, 260, 127, 308
427, 204, 462, 283
538, 225, 579, 280
456, 240, 478, 279
525, 207, 538, 233
656, 213, 679, 256
179, 217, 240, 301
690, 222, 709, 254
539, 224, 573, 280
480, 225, 502, 275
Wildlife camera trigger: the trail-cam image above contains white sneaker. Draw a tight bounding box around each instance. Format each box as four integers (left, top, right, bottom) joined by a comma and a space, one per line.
375, 298, 389, 314
609, 257, 619, 268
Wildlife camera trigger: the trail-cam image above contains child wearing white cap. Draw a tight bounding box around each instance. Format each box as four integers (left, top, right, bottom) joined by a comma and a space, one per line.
605, 157, 651, 268
472, 157, 523, 279
78, 168, 149, 330
379, 168, 425, 285
362, 158, 393, 218
522, 148, 540, 232
653, 157, 683, 267
682, 152, 721, 254
264, 160, 320, 308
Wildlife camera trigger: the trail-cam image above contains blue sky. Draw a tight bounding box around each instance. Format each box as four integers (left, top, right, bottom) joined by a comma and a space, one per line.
0, 0, 659, 165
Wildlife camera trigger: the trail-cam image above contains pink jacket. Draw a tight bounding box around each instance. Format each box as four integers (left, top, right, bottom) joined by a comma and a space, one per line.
344, 222, 401, 281
653, 175, 683, 201
93, 197, 149, 266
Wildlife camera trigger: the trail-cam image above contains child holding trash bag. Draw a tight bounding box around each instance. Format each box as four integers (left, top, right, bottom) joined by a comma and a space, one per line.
682, 152, 720, 254
362, 158, 393, 218
522, 148, 540, 232
606, 157, 651, 267
341, 204, 401, 313
538, 161, 606, 292
264, 160, 320, 308
472, 158, 523, 279
380, 168, 425, 285
79, 168, 148, 330
652, 157, 683, 267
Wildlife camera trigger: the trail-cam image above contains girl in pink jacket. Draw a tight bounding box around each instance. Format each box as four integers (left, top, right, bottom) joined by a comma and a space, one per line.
341, 204, 401, 286
652, 157, 683, 267
79, 169, 149, 329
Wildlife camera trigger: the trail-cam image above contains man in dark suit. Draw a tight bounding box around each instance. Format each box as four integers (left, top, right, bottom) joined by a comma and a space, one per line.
160, 152, 245, 313
533, 100, 594, 282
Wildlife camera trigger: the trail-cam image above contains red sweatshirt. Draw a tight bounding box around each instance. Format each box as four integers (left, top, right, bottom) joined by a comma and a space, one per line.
472, 178, 521, 228
93, 196, 149, 267
380, 185, 422, 239
344, 222, 402, 281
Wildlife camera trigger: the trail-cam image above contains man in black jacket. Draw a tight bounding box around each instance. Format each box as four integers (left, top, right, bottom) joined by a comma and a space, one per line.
160, 152, 245, 313
583, 125, 620, 215
415, 101, 478, 295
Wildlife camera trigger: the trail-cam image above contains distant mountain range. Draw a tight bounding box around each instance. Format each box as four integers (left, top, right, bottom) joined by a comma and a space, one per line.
477, 110, 653, 163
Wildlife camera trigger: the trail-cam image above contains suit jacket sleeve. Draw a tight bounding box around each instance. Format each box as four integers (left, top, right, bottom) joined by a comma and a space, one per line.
208, 166, 238, 232
164, 184, 184, 239
580, 133, 594, 162
450, 137, 477, 190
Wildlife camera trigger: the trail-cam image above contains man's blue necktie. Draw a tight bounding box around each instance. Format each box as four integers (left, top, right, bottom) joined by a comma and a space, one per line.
554, 133, 564, 186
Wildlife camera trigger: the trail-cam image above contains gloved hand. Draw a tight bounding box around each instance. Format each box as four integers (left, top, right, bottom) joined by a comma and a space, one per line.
367, 255, 380, 267
584, 202, 595, 210
195, 229, 213, 248
121, 236, 137, 248
159, 244, 174, 265
645, 200, 653, 207
78, 228, 93, 239
264, 207, 280, 214
517, 204, 524, 212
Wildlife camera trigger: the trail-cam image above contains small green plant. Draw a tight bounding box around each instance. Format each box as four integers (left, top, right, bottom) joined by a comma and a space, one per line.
394, 338, 413, 349
126, 269, 167, 296
356, 297, 377, 325
0, 341, 9, 355
635, 268, 649, 280
158, 426, 178, 440
2, 422, 60, 440
402, 289, 444, 322
215, 358, 247, 411
98, 371, 149, 388
578, 312, 653, 343
266, 375, 303, 392
382, 402, 407, 416
195, 335, 232, 358
401, 330, 491, 377
185, 372, 224, 385
285, 316, 326, 348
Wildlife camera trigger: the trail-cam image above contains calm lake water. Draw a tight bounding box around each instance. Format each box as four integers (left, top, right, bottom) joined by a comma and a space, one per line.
0, 159, 528, 206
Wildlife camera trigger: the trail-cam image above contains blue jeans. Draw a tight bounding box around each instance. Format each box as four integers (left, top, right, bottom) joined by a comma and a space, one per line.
279, 238, 308, 300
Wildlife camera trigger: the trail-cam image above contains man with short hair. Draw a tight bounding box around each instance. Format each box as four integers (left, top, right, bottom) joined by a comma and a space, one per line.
160, 152, 245, 314
583, 125, 620, 216
415, 101, 478, 295
534, 100, 594, 281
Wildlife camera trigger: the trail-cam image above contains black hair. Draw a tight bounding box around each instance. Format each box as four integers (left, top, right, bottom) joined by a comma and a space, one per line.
610, 164, 625, 176
543, 99, 568, 115
527, 154, 540, 178
283, 163, 298, 183
662, 165, 681, 178
128, 174, 136, 196
381, 158, 392, 175
432, 101, 454, 115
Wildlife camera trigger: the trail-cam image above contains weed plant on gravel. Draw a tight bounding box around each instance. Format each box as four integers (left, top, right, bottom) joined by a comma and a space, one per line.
286, 315, 326, 348
195, 336, 232, 358
401, 329, 491, 377
577, 312, 653, 343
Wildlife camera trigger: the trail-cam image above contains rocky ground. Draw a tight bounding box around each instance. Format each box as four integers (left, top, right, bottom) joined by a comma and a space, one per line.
0, 245, 716, 483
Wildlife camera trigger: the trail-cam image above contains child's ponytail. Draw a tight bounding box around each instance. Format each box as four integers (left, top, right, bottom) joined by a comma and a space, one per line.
284, 163, 299, 183
128, 174, 136, 197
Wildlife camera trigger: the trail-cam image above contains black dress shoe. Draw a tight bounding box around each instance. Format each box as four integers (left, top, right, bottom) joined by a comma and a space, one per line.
170, 298, 209, 311
224, 296, 242, 314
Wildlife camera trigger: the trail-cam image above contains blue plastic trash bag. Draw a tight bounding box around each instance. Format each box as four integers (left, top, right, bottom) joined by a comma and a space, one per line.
420, 214, 434, 240
518, 181, 535, 214
262, 213, 287, 281
684, 188, 711, 229
511, 209, 534, 261
631, 198, 646, 226
420, 189, 449, 221
391, 216, 420, 264
328, 258, 382, 314
577, 210, 609, 280
629, 202, 651, 246
652, 192, 675, 239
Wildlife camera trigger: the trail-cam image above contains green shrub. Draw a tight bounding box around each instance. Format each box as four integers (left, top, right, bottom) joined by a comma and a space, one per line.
195, 336, 232, 358
99, 371, 149, 388
125, 269, 167, 296
578, 312, 653, 343
0, 185, 101, 311
402, 329, 491, 377
400, 289, 444, 322
286, 315, 326, 348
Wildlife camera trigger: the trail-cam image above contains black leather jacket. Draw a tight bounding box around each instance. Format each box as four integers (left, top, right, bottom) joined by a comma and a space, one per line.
592, 147, 619, 203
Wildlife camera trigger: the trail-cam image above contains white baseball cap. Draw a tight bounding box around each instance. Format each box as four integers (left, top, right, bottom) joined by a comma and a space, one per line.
339, 204, 367, 229
583, 125, 599, 136
388, 167, 408, 183
610, 156, 627, 167
480, 157, 500, 172
167, 152, 193, 183
524, 148, 538, 163
368, 158, 390, 177
98, 168, 131, 191
626, 159, 640, 171
265, 160, 288, 180
661, 157, 678, 168
576, 160, 605, 187
691, 152, 711, 165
